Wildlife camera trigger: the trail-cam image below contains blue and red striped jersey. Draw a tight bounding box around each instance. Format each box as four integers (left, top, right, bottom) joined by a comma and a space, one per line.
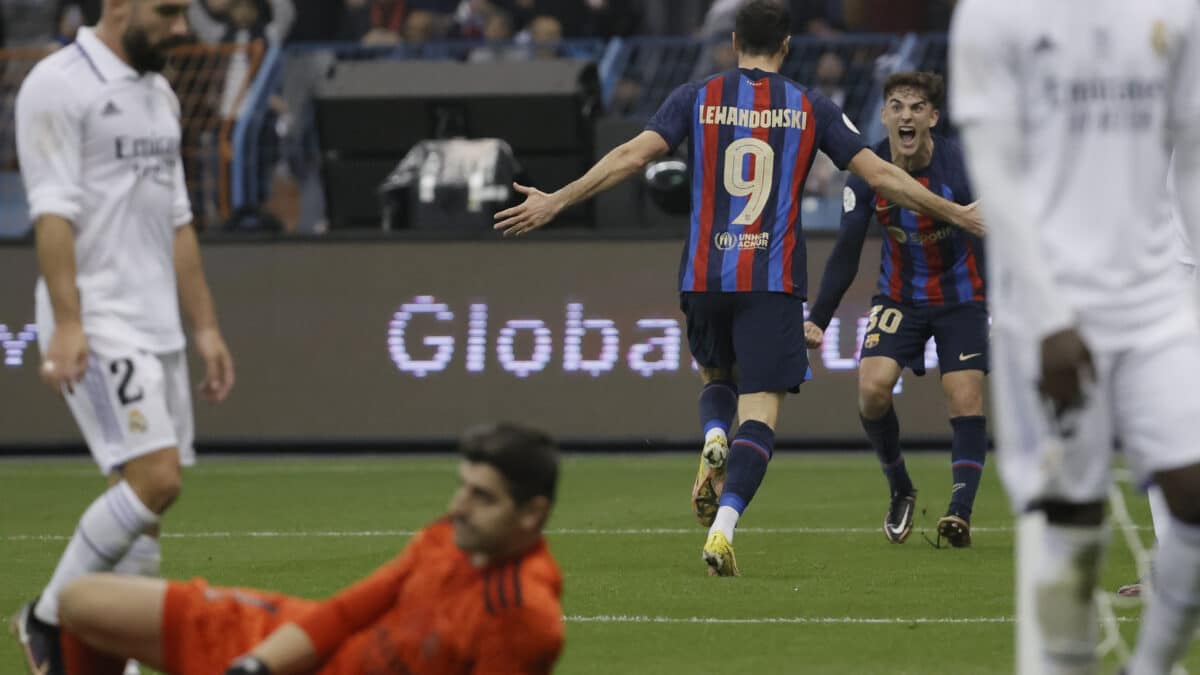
645, 68, 865, 296
807, 137, 985, 329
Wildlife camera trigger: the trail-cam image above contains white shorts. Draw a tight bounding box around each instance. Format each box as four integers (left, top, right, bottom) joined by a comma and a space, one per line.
61, 349, 195, 475
992, 316, 1200, 512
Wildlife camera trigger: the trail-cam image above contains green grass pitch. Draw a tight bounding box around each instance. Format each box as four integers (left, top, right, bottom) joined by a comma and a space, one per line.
2, 453, 1196, 674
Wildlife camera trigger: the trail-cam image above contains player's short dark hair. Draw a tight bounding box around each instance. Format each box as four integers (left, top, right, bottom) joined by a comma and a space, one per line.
460, 423, 559, 505
735, 0, 791, 56
882, 71, 945, 110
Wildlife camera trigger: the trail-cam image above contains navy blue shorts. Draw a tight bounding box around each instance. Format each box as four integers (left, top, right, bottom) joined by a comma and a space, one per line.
680, 291, 809, 394
859, 294, 989, 376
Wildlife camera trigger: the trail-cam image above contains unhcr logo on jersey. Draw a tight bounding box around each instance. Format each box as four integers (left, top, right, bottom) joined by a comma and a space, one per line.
714, 231, 770, 251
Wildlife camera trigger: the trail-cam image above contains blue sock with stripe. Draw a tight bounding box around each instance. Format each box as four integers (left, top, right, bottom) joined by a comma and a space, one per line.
699, 380, 737, 439
948, 415, 987, 520
718, 420, 775, 514
861, 407, 913, 497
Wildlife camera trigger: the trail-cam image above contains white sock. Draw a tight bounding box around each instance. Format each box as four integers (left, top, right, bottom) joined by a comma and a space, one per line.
34, 481, 158, 625
1036, 523, 1107, 675
113, 535, 161, 578
1148, 486, 1171, 543
704, 428, 727, 444
114, 532, 160, 675
710, 506, 739, 543
1128, 517, 1200, 675
1016, 512, 1047, 675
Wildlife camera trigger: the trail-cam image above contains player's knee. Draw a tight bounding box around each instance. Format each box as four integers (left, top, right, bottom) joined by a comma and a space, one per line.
857, 381, 893, 418
945, 390, 984, 418
736, 392, 782, 430
123, 453, 183, 514
143, 470, 183, 513
942, 373, 985, 417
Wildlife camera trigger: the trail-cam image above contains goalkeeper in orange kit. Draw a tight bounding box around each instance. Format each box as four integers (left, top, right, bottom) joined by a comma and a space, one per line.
53, 424, 564, 675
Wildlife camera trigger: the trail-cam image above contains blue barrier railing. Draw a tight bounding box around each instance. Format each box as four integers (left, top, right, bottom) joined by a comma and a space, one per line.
231, 42, 284, 214
282, 38, 606, 62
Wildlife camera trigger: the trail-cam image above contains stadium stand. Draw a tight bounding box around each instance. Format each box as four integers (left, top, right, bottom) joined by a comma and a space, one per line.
0, 40, 265, 235
0, 1, 951, 237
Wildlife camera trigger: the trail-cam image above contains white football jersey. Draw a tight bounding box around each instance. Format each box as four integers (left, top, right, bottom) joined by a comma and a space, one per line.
17, 27, 193, 355
951, 0, 1200, 348
1167, 160, 1194, 266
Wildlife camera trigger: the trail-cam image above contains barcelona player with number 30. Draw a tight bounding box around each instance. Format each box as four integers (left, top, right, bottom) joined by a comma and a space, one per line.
806, 72, 988, 550
494, 0, 983, 576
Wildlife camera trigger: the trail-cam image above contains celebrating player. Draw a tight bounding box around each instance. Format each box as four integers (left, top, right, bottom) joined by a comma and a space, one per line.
45, 424, 563, 675
495, 0, 982, 576
952, 0, 1200, 672
10, 2, 235, 674
805, 71, 987, 548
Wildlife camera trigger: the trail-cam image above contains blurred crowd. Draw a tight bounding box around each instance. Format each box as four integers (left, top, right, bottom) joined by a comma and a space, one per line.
0, 0, 957, 233
0, 0, 959, 49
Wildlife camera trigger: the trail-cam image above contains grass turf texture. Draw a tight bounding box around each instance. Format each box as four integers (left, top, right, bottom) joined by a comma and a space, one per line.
2, 453, 1195, 674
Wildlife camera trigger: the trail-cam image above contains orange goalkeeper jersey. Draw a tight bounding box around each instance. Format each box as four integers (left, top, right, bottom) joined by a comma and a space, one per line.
300, 519, 564, 675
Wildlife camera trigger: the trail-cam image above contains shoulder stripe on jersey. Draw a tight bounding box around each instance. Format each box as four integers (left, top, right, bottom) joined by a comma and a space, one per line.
707, 75, 741, 290
512, 560, 524, 608
878, 198, 905, 300
495, 568, 508, 609
735, 77, 775, 291
782, 92, 816, 295
909, 180, 945, 304
689, 77, 725, 291
721, 75, 757, 292
768, 84, 801, 292
482, 571, 496, 615
73, 42, 107, 83
938, 181, 985, 302
965, 241, 985, 301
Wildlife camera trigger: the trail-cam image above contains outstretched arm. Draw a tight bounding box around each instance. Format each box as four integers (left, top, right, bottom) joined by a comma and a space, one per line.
232, 556, 412, 674
807, 177, 874, 333
493, 131, 671, 236
228, 625, 318, 675
234, 530, 428, 674
847, 149, 984, 236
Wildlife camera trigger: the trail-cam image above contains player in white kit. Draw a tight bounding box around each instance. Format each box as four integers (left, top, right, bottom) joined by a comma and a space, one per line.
1119, 162, 1191, 599
9, 2, 235, 675
952, 0, 1200, 673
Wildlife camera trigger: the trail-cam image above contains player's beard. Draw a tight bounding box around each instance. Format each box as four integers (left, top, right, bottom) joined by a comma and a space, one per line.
123, 26, 186, 74
452, 517, 484, 553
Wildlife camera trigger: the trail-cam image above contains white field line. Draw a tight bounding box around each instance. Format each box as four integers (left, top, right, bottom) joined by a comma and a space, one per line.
4, 525, 1152, 543
564, 614, 1138, 625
